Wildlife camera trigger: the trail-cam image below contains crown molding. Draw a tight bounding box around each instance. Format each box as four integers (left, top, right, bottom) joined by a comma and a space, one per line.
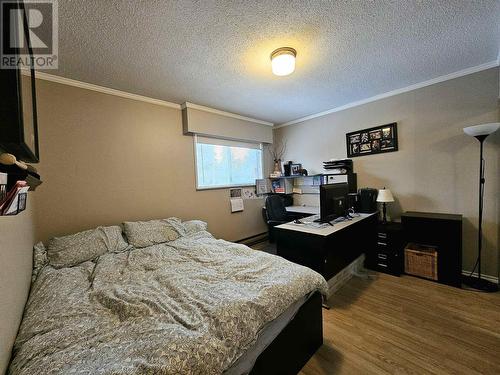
182, 102, 274, 126
276, 60, 500, 128
26, 71, 274, 125
28, 71, 182, 109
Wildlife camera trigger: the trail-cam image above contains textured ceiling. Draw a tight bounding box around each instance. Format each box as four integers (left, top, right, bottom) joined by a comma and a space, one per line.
52, 0, 500, 124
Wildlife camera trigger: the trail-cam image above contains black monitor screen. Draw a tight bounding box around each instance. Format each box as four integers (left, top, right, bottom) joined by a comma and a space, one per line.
319, 183, 350, 222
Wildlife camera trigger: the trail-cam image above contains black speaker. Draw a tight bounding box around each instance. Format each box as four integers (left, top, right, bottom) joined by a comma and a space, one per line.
359, 188, 378, 213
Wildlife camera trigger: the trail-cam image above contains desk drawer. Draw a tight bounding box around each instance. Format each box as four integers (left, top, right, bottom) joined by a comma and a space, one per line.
376, 236, 402, 253
377, 229, 401, 244
377, 240, 388, 247
368, 250, 402, 276
377, 232, 388, 240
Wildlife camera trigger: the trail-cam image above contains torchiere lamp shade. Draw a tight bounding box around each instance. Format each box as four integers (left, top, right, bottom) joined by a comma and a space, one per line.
463, 123, 500, 138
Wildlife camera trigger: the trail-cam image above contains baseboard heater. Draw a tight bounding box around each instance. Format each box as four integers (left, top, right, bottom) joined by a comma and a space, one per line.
236, 232, 268, 246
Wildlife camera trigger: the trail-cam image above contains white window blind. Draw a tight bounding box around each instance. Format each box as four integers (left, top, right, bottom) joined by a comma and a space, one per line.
195, 135, 263, 189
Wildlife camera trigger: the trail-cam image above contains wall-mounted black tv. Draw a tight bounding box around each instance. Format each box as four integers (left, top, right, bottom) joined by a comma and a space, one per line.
0, 0, 39, 163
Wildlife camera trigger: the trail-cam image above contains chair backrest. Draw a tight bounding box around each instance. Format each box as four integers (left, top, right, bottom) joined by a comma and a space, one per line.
265, 195, 288, 222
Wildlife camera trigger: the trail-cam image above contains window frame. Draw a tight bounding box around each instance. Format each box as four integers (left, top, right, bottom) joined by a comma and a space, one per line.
193, 134, 264, 190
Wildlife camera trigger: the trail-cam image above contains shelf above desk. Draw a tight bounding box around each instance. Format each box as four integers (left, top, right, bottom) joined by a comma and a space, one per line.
285, 205, 319, 215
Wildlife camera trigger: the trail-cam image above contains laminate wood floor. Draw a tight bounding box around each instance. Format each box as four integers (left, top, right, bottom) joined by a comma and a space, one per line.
300, 272, 500, 375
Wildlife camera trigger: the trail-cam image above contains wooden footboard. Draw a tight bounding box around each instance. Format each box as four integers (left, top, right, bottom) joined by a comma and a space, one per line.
250, 292, 323, 375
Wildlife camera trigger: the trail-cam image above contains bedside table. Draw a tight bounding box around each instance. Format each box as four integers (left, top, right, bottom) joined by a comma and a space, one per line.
366, 222, 405, 276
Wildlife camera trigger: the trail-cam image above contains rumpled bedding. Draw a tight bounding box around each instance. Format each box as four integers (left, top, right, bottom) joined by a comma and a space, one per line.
9, 230, 328, 375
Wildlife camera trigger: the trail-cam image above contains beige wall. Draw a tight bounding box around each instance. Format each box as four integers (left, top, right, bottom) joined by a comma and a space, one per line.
274, 68, 500, 277
0, 201, 35, 374
1, 67, 497, 372
34, 79, 268, 243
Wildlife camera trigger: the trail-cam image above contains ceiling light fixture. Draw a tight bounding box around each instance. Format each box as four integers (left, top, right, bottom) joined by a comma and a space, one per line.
270, 47, 296, 76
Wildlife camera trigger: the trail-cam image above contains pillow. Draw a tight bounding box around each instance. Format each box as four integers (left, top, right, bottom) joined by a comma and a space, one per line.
183, 220, 208, 235
47, 226, 129, 268
32, 242, 48, 282
123, 217, 183, 248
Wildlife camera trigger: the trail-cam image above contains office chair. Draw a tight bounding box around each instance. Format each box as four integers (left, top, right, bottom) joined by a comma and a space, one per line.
264, 195, 295, 242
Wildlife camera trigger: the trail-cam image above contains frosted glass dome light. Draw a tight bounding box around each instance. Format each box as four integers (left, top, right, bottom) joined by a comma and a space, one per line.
271, 47, 296, 76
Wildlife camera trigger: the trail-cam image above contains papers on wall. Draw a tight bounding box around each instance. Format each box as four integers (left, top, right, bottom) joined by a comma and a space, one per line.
242, 187, 260, 199
230, 188, 242, 198
229, 188, 243, 212
230, 198, 244, 212
230, 187, 261, 200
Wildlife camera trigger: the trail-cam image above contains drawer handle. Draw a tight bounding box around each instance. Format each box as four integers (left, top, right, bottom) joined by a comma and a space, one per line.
377, 241, 387, 246
377, 254, 387, 260
377, 233, 387, 239
377, 263, 388, 268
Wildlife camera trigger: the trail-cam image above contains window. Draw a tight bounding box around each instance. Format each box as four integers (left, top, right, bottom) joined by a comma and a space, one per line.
195, 135, 263, 189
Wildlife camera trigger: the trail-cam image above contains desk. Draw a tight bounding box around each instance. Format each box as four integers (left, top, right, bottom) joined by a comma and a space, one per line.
275, 213, 377, 282
285, 205, 319, 215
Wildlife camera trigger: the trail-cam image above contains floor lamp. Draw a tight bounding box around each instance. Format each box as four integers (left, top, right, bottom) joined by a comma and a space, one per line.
462, 122, 500, 292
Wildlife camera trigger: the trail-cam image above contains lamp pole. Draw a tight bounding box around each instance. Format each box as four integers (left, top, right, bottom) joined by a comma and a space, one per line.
462, 133, 498, 292
462, 123, 499, 292
477, 135, 486, 280
382, 202, 388, 224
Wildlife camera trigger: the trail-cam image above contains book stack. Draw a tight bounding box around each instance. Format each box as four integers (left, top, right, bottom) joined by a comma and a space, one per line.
271, 179, 293, 194
322, 159, 353, 174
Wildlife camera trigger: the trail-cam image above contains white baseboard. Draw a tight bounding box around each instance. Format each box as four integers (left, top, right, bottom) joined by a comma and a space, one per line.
327, 254, 365, 297
461, 270, 499, 284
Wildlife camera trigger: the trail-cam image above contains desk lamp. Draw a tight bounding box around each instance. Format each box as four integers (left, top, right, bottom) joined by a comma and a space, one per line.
462, 122, 500, 293
377, 188, 394, 224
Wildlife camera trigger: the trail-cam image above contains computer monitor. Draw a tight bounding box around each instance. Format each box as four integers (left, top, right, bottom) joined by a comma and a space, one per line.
319, 183, 350, 223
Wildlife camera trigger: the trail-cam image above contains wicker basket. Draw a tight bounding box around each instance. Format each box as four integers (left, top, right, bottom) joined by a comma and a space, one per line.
404, 243, 438, 280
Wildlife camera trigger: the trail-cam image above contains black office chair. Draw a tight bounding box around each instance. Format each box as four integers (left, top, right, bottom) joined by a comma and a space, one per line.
264, 195, 295, 243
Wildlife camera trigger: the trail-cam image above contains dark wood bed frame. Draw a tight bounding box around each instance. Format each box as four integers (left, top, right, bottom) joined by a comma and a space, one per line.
250, 292, 323, 375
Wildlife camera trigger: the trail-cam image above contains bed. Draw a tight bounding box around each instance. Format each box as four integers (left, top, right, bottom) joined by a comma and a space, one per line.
8, 218, 328, 374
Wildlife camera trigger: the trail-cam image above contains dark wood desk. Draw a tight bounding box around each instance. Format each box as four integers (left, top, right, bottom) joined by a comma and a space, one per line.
274, 213, 378, 281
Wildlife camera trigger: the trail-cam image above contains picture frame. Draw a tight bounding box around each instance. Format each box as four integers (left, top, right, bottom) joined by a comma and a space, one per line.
0, 0, 40, 163
346, 122, 398, 158
290, 163, 302, 176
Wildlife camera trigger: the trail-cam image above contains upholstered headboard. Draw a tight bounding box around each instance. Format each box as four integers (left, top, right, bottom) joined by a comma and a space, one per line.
0, 204, 35, 374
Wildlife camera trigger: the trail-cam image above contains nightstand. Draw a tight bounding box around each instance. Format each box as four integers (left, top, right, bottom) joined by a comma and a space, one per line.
366, 222, 405, 276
